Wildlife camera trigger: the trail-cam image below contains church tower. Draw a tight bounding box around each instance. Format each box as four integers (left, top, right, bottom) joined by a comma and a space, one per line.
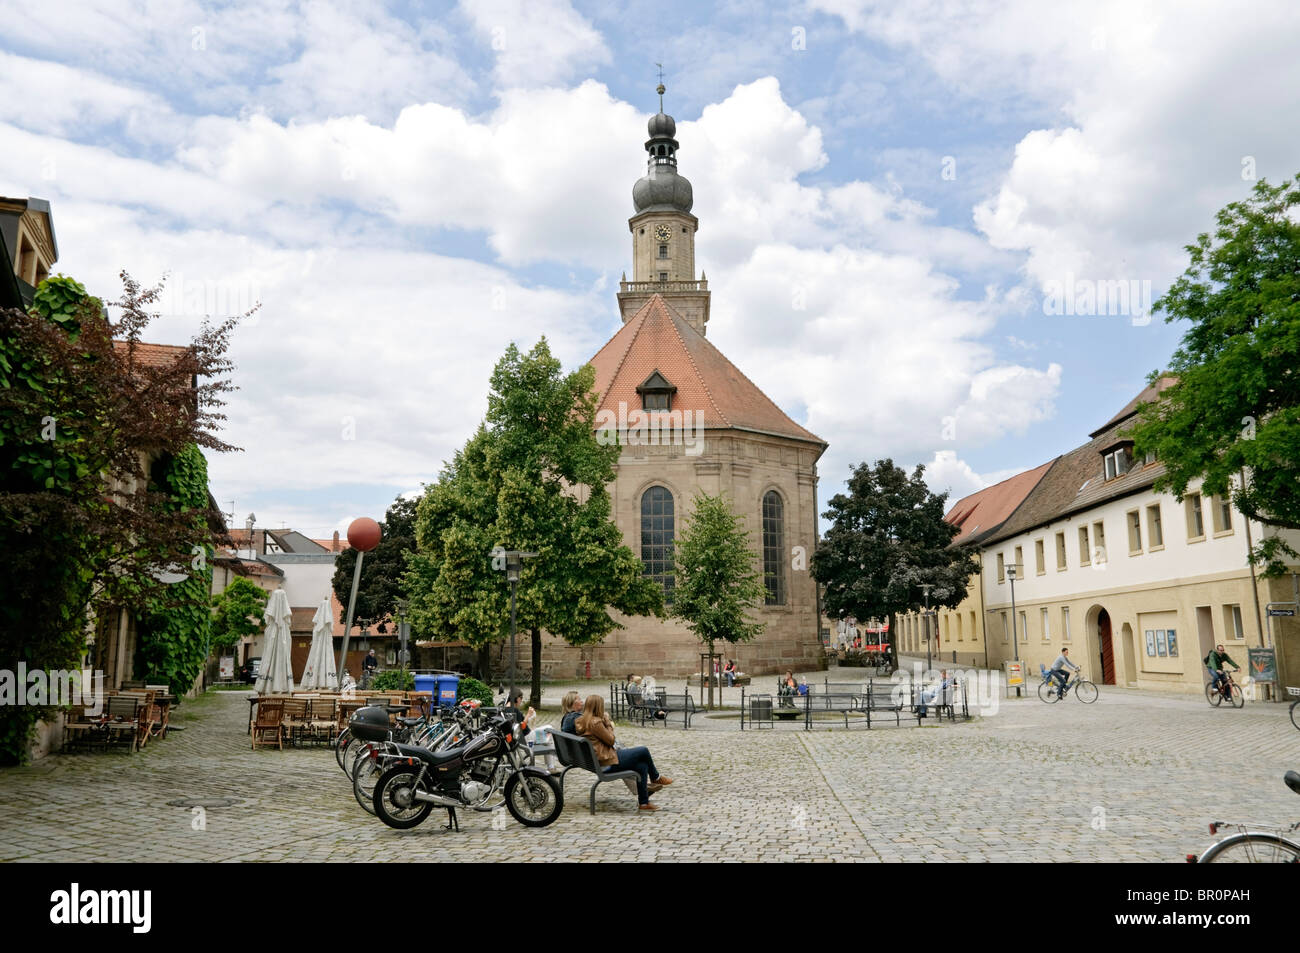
617, 83, 711, 335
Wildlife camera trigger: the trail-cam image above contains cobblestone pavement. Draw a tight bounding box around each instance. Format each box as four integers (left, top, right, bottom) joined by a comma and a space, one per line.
0, 684, 1295, 862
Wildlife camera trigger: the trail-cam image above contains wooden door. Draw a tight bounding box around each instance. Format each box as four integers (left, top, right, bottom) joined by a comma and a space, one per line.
1099, 609, 1115, 685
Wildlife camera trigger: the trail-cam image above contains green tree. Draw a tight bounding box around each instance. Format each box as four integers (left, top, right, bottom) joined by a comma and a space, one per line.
0, 273, 239, 762
670, 492, 766, 708
811, 459, 975, 670
404, 340, 663, 705
211, 577, 269, 652
331, 494, 418, 634
1129, 175, 1300, 576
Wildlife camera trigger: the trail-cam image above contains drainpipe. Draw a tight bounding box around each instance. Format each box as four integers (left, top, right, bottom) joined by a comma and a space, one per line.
1240, 469, 1265, 648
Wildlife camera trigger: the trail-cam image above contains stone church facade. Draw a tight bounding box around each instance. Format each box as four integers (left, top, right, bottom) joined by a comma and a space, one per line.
544, 90, 827, 678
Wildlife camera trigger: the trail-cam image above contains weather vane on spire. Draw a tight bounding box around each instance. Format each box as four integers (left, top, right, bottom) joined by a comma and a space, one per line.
655, 62, 665, 110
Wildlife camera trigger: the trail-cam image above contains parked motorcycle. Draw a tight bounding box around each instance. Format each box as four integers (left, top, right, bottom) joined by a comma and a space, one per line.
351, 705, 563, 830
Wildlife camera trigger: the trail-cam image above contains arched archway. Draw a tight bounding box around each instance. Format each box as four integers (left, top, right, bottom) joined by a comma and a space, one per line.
1120, 622, 1136, 686
1083, 604, 1116, 685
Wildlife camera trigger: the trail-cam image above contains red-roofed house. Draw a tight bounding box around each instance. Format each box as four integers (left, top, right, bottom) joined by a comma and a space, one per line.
895, 462, 1054, 667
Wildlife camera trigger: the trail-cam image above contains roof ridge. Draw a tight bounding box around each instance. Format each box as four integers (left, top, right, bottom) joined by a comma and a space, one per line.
653, 295, 729, 427
668, 299, 823, 443
590, 299, 652, 402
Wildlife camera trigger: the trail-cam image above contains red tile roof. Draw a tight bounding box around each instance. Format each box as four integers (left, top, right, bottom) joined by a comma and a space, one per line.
944, 460, 1055, 546
589, 295, 825, 446
112, 340, 191, 368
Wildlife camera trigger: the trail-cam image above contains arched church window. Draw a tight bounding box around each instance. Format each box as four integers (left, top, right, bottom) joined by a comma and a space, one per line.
762, 490, 786, 605
641, 486, 675, 603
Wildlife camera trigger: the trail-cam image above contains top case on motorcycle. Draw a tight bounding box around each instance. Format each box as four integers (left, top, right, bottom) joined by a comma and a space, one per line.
391, 742, 461, 767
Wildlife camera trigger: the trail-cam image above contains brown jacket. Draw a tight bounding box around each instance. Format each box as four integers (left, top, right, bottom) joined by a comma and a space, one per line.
576, 714, 618, 766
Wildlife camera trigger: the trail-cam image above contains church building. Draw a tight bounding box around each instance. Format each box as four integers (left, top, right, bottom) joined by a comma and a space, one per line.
546, 87, 828, 678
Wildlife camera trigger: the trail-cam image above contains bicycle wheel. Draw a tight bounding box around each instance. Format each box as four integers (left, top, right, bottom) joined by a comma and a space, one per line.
1200, 832, 1300, 863
1074, 679, 1098, 703
1290, 700, 1299, 731
351, 748, 385, 816
1205, 682, 1223, 707
1038, 681, 1060, 703
1227, 683, 1244, 709
334, 727, 354, 774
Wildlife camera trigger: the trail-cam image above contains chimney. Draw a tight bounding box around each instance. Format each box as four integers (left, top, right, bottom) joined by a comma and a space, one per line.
332, 530, 340, 553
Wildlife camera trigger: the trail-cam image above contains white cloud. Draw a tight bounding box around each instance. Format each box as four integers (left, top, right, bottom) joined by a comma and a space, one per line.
0, 34, 1063, 531
458, 0, 610, 88
814, 0, 1300, 299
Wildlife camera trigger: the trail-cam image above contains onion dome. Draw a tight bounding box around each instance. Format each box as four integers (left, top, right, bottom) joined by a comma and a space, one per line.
632, 82, 693, 213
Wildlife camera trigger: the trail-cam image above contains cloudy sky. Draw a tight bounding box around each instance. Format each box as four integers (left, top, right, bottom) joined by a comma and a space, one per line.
4, 0, 1299, 537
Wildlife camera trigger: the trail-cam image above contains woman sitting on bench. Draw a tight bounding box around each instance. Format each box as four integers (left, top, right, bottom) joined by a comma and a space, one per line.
575, 695, 674, 812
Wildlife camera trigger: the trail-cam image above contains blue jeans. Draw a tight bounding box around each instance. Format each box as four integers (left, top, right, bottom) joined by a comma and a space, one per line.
606, 746, 660, 804
1210, 669, 1229, 696
1051, 669, 1069, 695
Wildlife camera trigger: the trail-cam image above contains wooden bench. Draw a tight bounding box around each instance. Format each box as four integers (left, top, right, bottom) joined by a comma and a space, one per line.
550, 729, 642, 814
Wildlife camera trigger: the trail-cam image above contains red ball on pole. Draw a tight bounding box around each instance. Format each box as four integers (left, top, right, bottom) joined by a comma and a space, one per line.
347, 517, 382, 552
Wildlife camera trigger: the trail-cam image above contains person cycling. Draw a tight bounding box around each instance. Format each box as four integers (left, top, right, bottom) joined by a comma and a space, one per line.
1049, 647, 1079, 698
1204, 644, 1240, 699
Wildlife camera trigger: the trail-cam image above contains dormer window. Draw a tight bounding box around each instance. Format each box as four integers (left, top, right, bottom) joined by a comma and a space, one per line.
637, 370, 676, 412
1101, 442, 1133, 480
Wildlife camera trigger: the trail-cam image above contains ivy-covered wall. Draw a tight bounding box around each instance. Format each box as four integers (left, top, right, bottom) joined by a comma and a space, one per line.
139, 443, 213, 694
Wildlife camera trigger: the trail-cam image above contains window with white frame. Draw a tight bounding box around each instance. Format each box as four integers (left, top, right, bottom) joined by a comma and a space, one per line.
1019, 611, 1028, 642
1062, 606, 1071, 641
1104, 446, 1131, 480
1041, 607, 1050, 641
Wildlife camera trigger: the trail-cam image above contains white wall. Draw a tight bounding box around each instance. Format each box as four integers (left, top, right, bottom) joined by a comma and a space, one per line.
980, 478, 1296, 609
262, 556, 336, 611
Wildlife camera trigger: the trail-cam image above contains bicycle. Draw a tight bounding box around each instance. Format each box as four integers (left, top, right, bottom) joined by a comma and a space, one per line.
1288, 687, 1299, 731
1205, 670, 1244, 709
1037, 666, 1098, 703
1187, 771, 1300, 863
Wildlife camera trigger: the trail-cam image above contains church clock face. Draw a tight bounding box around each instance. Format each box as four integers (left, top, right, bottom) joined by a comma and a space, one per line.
653, 224, 672, 243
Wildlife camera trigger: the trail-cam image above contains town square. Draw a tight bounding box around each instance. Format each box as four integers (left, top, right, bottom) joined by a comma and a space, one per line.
0, 2, 1298, 921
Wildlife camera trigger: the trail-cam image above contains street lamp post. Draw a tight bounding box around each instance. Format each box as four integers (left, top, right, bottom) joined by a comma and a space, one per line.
493, 548, 538, 699
920, 584, 933, 673
1007, 563, 1022, 697
396, 598, 409, 668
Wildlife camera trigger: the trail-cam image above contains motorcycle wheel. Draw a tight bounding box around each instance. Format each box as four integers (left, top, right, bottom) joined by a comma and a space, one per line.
372, 765, 434, 830
504, 772, 563, 828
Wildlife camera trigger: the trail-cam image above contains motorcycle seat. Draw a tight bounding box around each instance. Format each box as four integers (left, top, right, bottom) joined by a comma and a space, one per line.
391, 742, 461, 767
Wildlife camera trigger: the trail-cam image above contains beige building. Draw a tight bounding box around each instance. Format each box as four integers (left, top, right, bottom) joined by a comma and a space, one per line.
897, 462, 1052, 668
543, 91, 827, 678
978, 381, 1299, 696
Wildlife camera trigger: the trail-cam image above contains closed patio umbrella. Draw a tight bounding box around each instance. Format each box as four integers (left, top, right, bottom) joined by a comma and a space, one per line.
255, 589, 294, 694
299, 597, 337, 690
